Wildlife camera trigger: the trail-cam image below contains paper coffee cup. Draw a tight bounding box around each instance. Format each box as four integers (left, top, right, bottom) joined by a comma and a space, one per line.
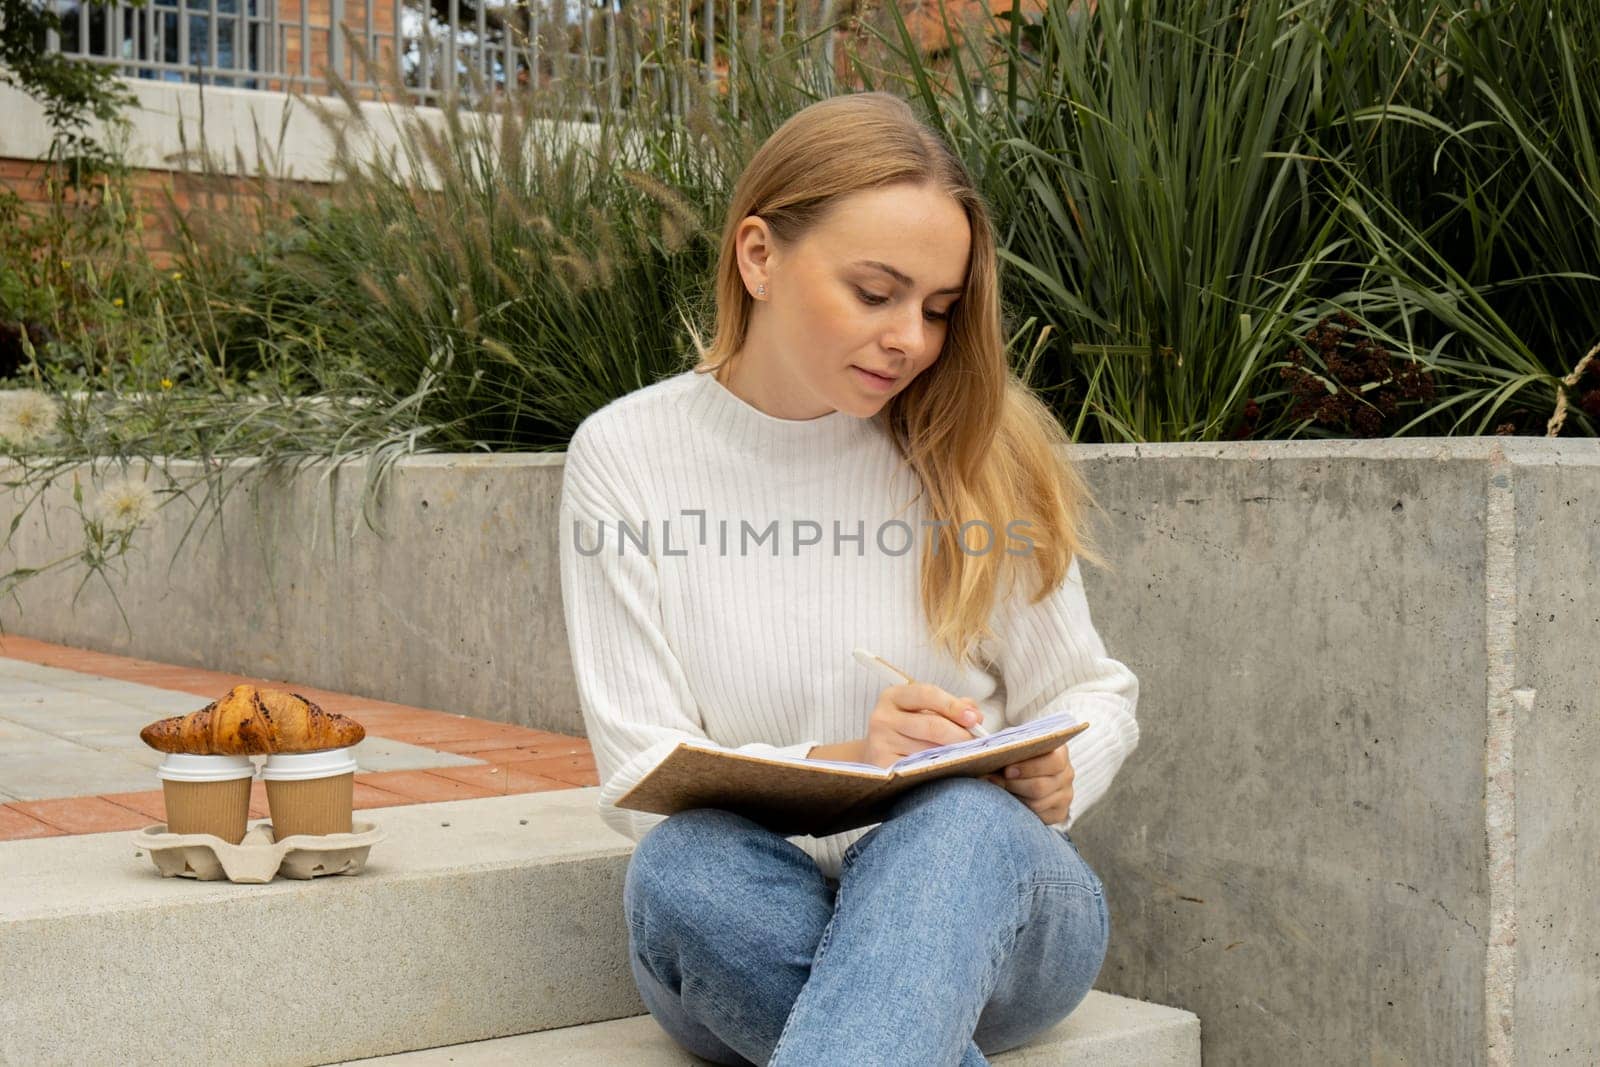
260, 748, 358, 838
156, 754, 255, 845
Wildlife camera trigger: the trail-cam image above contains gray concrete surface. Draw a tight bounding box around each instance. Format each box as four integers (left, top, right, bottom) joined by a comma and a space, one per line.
1067, 438, 1599, 1067
0, 657, 480, 800
0, 791, 643, 1066
333, 991, 1201, 1066
1506, 458, 1600, 1065
0, 788, 1198, 1067
0, 454, 575, 735
3, 439, 1597, 1064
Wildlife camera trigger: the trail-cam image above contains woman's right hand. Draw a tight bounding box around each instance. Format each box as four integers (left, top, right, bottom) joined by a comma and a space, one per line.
861, 682, 985, 769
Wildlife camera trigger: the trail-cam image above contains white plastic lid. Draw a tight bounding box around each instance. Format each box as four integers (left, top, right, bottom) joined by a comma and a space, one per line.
156, 753, 256, 782
260, 747, 358, 781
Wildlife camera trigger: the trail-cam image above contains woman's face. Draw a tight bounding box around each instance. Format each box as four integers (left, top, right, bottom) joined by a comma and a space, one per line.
734, 182, 972, 420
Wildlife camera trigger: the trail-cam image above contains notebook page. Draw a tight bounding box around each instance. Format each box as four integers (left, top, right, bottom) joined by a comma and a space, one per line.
887, 710, 1083, 772
678, 738, 886, 774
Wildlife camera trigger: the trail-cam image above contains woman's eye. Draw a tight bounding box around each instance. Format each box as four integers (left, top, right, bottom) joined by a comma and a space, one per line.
855, 288, 951, 322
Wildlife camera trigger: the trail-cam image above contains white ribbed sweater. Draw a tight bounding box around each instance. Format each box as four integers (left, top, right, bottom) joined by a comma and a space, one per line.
557, 367, 1140, 880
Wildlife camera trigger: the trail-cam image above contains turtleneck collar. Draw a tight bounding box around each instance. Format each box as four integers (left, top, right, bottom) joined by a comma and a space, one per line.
684, 365, 883, 457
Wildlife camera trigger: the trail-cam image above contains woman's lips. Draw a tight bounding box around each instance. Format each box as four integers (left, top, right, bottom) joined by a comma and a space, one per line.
852, 366, 899, 391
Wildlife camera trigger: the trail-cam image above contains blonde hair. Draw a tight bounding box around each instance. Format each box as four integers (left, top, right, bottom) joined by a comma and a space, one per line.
689, 91, 1111, 669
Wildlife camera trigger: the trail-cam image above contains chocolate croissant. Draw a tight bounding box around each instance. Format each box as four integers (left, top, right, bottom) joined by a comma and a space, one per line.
139, 684, 366, 755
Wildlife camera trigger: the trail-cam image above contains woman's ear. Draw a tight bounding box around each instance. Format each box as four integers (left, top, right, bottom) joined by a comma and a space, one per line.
735, 215, 776, 298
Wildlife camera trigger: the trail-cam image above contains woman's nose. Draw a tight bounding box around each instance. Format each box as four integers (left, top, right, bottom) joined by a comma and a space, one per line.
883, 305, 928, 356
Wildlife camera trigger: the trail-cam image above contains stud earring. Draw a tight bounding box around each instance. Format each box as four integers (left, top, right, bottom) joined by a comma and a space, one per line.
757, 284, 767, 296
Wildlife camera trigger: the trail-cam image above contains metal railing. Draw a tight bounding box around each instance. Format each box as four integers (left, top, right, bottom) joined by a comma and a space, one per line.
38, 0, 842, 117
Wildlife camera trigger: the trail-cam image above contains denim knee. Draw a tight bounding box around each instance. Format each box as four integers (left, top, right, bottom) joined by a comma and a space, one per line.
635, 807, 747, 870
839, 775, 1036, 874
623, 808, 738, 939
889, 774, 1031, 835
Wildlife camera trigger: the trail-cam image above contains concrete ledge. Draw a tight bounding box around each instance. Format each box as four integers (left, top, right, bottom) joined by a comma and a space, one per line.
0, 790, 641, 1066
1, 452, 579, 737
335, 991, 1201, 1066
0, 788, 1197, 1067
5, 440, 1599, 1063
0, 80, 614, 187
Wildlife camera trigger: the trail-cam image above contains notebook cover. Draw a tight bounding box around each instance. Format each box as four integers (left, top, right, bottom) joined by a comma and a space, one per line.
615, 720, 1089, 837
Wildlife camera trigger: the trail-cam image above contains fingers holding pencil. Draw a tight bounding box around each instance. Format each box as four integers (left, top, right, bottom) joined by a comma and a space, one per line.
852, 648, 991, 738
861, 681, 986, 768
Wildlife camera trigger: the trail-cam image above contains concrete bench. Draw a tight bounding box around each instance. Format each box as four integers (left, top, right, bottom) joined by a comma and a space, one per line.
0, 790, 1198, 1065
332, 992, 1199, 1065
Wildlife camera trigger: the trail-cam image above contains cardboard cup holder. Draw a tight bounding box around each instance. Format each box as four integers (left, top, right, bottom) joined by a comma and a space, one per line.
131, 819, 385, 884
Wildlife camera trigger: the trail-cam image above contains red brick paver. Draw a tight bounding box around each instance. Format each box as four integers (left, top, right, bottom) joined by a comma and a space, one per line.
0, 635, 598, 842
98, 790, 170, 821
353, 780, 415, 810
12, 797, 153, 834
350, 770, 505, 804
0, 805, 58, 840
426, 762, 573, 795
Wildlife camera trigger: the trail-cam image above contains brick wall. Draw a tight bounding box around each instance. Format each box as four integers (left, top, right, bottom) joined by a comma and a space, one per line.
265, 0, 402, 95
898, 0, 1053, 55
703, 0, 1066, 104
0, 156, 277, 270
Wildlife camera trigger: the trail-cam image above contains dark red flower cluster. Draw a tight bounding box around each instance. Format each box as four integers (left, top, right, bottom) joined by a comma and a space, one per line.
1226, 399, 1263, 440
1276, 312, 1435, 437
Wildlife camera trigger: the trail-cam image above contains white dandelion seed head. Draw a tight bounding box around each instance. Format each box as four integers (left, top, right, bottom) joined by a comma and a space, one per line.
93, 478, 158, 532
0, 390, 62, 447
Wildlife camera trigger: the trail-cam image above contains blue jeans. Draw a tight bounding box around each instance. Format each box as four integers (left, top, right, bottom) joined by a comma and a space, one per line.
622, 775, 1110, 1066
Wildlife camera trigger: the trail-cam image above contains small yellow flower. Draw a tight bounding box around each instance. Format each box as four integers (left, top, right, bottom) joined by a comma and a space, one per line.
112, 297, 124, 308
60, 259, 70, 269
170, 272, 183, 281
160, 378, 173, 390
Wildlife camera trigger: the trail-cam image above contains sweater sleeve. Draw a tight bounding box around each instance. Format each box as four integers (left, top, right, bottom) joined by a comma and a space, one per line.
558, 421, 823, 844
988, 554, 1140, 830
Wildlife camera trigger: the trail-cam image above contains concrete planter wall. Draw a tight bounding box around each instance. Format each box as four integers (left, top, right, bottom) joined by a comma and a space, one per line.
2, 439, 1596, 1065
1, 453, 577, 733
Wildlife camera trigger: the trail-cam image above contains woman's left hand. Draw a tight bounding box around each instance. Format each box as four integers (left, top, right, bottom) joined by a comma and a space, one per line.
983, 743, 1074, 826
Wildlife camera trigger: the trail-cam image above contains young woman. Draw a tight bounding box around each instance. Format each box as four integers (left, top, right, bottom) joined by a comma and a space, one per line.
558, 91, 1140, 1066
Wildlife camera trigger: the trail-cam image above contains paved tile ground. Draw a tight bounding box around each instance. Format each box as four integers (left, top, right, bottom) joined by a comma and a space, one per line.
0, 635, 597, 840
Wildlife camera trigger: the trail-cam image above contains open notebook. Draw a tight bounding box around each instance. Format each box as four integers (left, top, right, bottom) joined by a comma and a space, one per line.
615, 710, 1088, 838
